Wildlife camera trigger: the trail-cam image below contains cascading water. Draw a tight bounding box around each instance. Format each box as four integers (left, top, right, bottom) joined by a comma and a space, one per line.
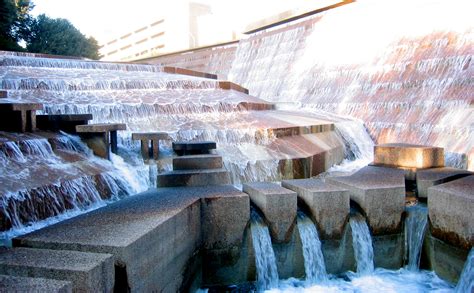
296, 212, 327, 284
0, 133, 148, 245
350, 214, 375, 275
250, 210, 279, 291
456, 248, 474, 293
405, 205, 428, 271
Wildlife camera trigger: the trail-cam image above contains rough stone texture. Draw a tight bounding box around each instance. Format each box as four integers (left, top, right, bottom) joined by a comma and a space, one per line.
243, 182, 297, 243
173, 154, 223, 170
428, 175, 474, 249
326, 166, 406, 235
157, 168, 231, 187
218, 81, 249, 94
374, 143, 444, 169
173, 141, 217, 155
132, 132, 168, 160
163, 66, 218, 79
0, 247, 113, 292
13, 186, 246, 292
37, 114, 93, 133
282, 179, 349, 239
416, 167, 472, 198
76, 123, 126, 133
0, 275, 72, 293
422, 234, 470, 283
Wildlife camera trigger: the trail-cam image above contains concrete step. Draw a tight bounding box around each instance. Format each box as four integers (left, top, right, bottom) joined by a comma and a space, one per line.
416, 167, 472, 198
173, 154, 223, 170
172, 141, 216, 156
157, 168, 230, 187
0, 274, 72, 293
0, 247, 113, 292
243, 182, 296, 243
37, 114, 93, 133
282, 178, 349, 239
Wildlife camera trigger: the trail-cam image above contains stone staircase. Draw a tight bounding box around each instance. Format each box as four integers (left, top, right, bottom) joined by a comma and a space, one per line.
157, 141, 231, 187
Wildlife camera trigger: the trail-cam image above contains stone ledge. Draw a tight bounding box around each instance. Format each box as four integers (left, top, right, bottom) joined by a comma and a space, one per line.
76, 123, 126, 133
218, 81, 249, 94
428, 175, 474, 249
163, 66, 218, 79
0, 101, 43, 111
131, 132, 169, 140
243, 182, 297, 243
0, 247, 113, 292
417, 167, 472, 198
282, 178, 349, 239
157, 168, 231, 187
173, 154, 223, 170
326, 166, 405, 235
374, 143, 444, 169
0, 275, 72, 293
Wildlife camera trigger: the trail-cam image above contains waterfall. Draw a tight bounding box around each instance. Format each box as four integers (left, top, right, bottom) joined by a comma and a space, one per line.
350, 214, 375, 275
456, 248, 474, 293
297, 212, 328, 284
250, 210, 279, 291
405, 205, 428, 271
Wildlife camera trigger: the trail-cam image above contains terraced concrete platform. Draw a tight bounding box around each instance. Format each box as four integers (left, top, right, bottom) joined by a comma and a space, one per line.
326, 166, 406, 234
13, 185, 249, 292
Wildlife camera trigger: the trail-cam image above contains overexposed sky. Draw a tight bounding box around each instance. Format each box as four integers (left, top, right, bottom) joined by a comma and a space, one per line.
31, 0, 314, 44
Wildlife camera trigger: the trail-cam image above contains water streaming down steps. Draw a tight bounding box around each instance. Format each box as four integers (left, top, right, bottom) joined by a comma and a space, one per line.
296, 212, 327, 284
250, 210, 279, 291
405, 205, 429, 271
349, 214, 375, 275
0, 132, 148, 243
228, 0, 474, 170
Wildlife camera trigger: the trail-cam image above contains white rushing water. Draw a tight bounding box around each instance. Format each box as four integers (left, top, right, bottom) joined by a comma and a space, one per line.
251, 210, 280, 291
405, 205, 429, 271
296, 212, 327, 284
349, 214, 375, 275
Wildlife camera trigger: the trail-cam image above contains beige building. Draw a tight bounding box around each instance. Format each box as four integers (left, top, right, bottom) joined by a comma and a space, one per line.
100, 1, 236, 62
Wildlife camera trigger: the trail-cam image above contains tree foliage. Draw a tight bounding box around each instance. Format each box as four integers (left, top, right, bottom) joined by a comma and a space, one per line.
26, 14, 100, 59
0, 0, 33, 50
0, 1, 100, 59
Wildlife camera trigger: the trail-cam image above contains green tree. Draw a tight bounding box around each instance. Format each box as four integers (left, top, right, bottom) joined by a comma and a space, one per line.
0, 0, 33, 50
26, 14, 100, 59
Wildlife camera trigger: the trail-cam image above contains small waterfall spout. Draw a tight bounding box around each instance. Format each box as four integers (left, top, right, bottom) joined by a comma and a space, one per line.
250, 210, 279, 291
456, 248, 474, 293
350, 214, 374, 275
297, 212, 327, 284
405, 205, 428, 271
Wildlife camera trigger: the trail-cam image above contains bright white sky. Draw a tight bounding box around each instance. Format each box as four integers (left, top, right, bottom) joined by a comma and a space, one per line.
31, 0, 314, 44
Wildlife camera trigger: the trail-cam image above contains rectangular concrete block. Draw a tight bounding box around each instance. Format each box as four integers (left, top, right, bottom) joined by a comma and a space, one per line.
76, 123, 126, 133
0, 274, 72, 293
157, 168, 231, 187
327, 166, 406, 235
282, 178, 349, 239
416, 167, 472, 198
243, 182, 297, 243
428, 175, 474, 249
173, 154, 223, 170
374, 143, 444, 169
13, 189, 202, 292
0, 247, 113, 292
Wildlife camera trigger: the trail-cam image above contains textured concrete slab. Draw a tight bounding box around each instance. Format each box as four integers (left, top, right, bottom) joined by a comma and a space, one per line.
13, 186, 246, 292
0, 247, 113, 292
218, 81, 249, 94
0, 101, 43, 111
282, 178, 349, 239
157, 168, 231, 187
417, 167, 472, 198
0, 275, 72, 293
428, 175, 474, 249
173, 154, 223, 170
131, 132, 169, 140
76, 123, 126, 133
374, 143, 444, 169
37, 114, 93, 133
243, 182, 297, 243
37, 114, 93, 122
173, 141, 217, 155
163, 66, 218, 79
326, 166, 405, 234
